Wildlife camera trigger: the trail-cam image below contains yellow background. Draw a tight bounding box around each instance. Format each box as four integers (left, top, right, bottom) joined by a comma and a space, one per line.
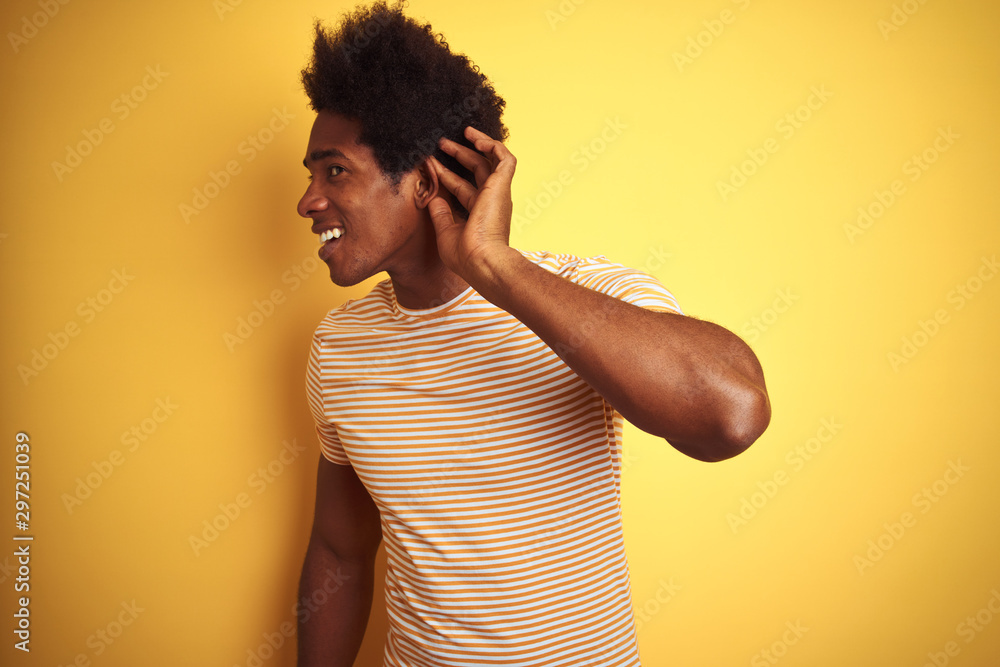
2, 0, 999, 665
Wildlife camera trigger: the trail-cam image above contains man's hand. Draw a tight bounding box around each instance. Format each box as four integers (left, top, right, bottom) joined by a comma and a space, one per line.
425, 126, 770, 460
427, 126, 519, 282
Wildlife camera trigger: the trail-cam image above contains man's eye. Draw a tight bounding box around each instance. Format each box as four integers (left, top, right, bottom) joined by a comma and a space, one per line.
306, 165, 344, 181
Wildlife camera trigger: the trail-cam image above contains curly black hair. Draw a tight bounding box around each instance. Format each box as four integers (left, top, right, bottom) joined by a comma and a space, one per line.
301, 1, 508, 201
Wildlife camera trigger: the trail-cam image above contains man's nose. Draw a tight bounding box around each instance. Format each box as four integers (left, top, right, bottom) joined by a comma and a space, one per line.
297, 184, 329, 218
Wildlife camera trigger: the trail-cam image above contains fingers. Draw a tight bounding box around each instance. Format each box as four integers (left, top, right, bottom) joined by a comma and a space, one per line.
464, 126, 517, 178
430, 157, 478, 212
438, 137, 492, 187
430, 128, 517, 217
427, 196, 457, 236
437, 126, 517, 187
462, 126, 513, 160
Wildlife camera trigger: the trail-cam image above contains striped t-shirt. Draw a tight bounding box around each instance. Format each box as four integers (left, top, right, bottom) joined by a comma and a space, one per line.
306, 250, 683, 666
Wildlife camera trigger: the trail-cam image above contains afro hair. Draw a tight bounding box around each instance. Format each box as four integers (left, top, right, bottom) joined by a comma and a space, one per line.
301, 1, 508, 198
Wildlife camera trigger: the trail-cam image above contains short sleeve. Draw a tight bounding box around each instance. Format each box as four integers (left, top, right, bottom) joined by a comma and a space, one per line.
305, 336, 351, 465
537, 252, 683, 315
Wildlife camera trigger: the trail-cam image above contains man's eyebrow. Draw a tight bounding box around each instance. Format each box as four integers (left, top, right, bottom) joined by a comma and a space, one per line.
303, 148, 349, 168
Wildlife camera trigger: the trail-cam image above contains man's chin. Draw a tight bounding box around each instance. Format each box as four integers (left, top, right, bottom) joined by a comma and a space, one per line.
326, 262, 373, 288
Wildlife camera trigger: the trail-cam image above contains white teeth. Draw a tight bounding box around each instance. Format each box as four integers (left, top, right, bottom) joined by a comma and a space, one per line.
319, 228, 343, 243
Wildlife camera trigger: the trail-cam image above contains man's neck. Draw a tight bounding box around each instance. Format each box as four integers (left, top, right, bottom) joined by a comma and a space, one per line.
389, 260, 470, 311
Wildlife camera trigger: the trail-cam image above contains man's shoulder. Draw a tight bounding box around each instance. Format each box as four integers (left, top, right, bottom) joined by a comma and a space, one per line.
518, 248, 648, 280
519, 248, 683, 315
518, 248, 617, 274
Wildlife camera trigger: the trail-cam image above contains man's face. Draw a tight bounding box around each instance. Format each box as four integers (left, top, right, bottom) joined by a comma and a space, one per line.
298, 110, 427, 286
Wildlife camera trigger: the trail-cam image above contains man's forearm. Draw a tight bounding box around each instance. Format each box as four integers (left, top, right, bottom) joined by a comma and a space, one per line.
297, 538, 377, 667
468, 248, 771, 461
426, 130, 769, 460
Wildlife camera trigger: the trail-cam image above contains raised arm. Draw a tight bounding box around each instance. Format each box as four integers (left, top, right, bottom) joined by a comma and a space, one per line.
297, 455, 382, 666
425, 127, 770, 462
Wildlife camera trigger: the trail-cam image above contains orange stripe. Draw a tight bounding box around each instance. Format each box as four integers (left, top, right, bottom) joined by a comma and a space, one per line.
304, 250, 679, 665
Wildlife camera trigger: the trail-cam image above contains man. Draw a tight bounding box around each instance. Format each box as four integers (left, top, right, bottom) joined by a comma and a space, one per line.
296, 3, 770, 666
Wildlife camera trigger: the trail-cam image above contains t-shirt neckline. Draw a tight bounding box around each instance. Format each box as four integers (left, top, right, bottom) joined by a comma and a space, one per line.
390, 283, 477, 319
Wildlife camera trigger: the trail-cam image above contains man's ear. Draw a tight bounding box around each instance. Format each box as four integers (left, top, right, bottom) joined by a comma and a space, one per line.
412, 158, 440, 209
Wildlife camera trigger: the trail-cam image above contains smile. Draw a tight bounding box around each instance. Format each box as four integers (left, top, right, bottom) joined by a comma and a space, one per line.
319, 228, 343, 243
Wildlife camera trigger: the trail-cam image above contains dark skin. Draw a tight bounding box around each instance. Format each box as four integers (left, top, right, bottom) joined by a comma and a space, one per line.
425, 128, 771, 458
298, 111, 468, 308
296, 111, 770, 665
299, 111, 770, 458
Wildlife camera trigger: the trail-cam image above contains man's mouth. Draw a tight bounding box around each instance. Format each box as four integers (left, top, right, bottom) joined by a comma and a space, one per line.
317, 226, 345, 261
318, 228, 343, 243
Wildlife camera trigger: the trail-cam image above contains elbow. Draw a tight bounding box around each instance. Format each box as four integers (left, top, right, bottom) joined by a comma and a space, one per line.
671, 384, 771, 463
718, 384, 771, 460
714, 326, 771, 458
